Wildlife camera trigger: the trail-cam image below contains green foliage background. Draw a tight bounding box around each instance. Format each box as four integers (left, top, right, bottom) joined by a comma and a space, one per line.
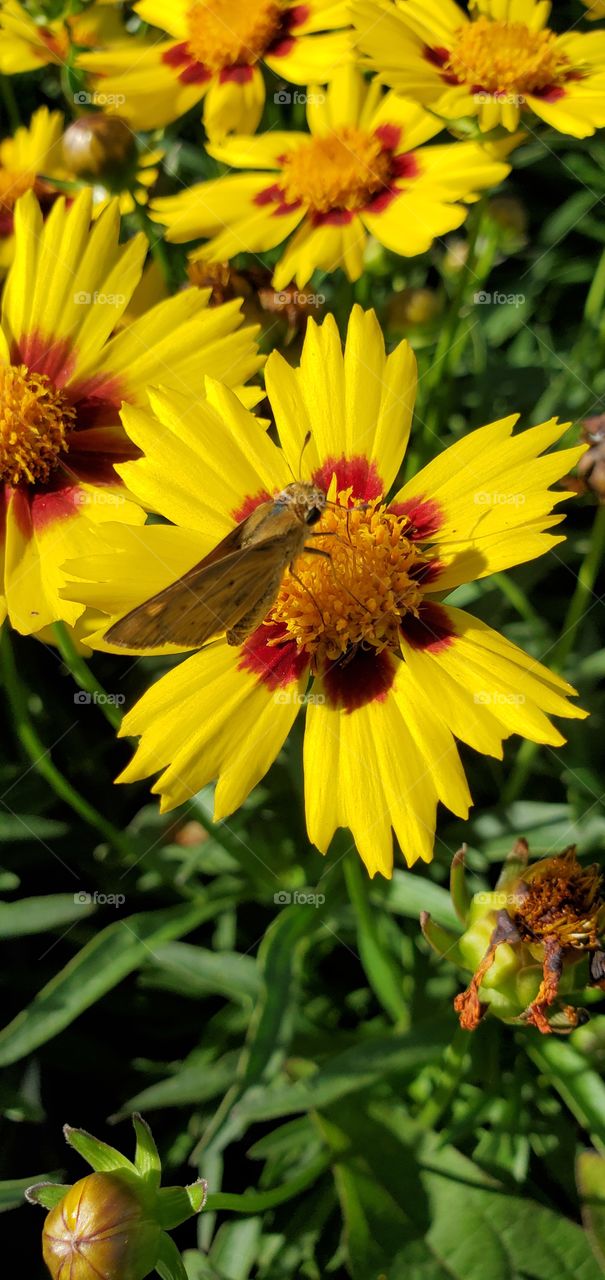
2, 2, 605, 1275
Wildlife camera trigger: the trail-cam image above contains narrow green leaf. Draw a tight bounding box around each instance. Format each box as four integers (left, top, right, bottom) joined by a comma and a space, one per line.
114, 1053, 238, 1119
209, 1218, 262, 1280
528, 1039, 605, 1155
0, 899, 226, 1066
577, 1151, 605, 1272
234, 1023, 448, 1123
386, 870, 459, 931
0, 894, 95, 938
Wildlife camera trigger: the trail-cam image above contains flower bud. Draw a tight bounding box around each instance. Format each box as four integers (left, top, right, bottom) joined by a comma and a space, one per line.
387, 287, 443, 332
29, 1114, 207, 1280
62, 116, 137, 189
422, 840, 605, 1033
42, 1171, 161, 1280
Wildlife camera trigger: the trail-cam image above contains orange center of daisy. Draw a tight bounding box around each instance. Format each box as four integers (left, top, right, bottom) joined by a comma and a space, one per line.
0, 169, 36, 214
280, 127, 392, 214
185, 0, 282, 70
268, 495, 425, 667
446, 17, 569, 96
0, 364, 75, 487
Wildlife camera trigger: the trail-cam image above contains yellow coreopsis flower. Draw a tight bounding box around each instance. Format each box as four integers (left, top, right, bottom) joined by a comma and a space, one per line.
0, 189, 262, 637
150, 66, 510, 290
63, 307, 586, 878
78, 0, 351, 138
0, 0, 124, 73
0, 106, 64, 272
352, 0, 605, 137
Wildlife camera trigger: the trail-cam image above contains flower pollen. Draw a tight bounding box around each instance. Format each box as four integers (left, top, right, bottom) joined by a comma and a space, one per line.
0, 363, 74, 487
445, 17, 570, 97
185, 0, 282, 71
267, 494, 426, 668
280, 127, 393, 214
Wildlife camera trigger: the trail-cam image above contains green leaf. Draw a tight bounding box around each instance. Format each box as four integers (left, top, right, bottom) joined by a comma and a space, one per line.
25, 1182, 70, 1210
0, 900, 227, 1066
133, 1113, 161, 1186
142, 943, 261, 1004
0, 893, 95, 938
323, 1104, 601, 1279
387, 870, 459, 931
114, 1053, 239, 1119
157, 1181, 208, 1229
234, 1023, 448, 1123
1, 1174, 62, 1212
64, 1125, 136, 1175
344, 854, 408, 1024
156, 1231, 189, 1280
577, 1151, 605, 1272
528, 1039, 605, 1155
209, 1218, 262, 1280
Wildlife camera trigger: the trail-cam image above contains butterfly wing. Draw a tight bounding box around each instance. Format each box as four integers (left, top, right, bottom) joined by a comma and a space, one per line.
104, 536, 287, 651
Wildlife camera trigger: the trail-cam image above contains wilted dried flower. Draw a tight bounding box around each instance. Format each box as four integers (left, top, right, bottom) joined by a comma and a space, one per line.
421, 839, 605, 1034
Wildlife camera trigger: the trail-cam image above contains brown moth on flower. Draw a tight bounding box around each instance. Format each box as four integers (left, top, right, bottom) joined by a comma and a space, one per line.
28, 1114, 207, 1280
421, 840, 605, 1034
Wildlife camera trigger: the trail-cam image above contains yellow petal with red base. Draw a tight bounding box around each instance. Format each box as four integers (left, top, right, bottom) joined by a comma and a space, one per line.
118, 641, 307, 817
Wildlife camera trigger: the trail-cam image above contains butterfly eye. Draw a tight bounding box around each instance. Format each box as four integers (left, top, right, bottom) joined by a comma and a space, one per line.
305, 506, 323, 526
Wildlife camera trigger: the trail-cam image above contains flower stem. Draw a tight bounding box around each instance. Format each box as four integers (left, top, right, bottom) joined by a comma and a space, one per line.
344, 852, 409, 1026
53, 622, 123, 731
417, 1022, 470, 1128
417, 198, 493, 451
131, 200, 175, 291
0, 77, 19, 131
0, 626, 132, 859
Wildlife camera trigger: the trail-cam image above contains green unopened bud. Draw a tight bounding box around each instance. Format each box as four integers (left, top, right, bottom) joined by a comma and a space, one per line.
63, 116, 137, 189
29, 1114, 207, 1280
421, 840, 605, 1034
42, 1171, 160, 1280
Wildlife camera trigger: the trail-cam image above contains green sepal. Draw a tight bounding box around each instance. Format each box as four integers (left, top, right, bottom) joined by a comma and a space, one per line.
63, 1124, 136, 1175
155, 1231, 189, 1280
25, 1182, 70, 1209
157, 1180, 208, 1229
450, 847, 472, 924
133, 1113, 161, 1188
420, 913, 465, 968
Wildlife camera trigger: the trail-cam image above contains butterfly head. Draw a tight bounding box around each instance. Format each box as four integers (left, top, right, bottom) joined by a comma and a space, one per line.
275, 482, 327, 526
